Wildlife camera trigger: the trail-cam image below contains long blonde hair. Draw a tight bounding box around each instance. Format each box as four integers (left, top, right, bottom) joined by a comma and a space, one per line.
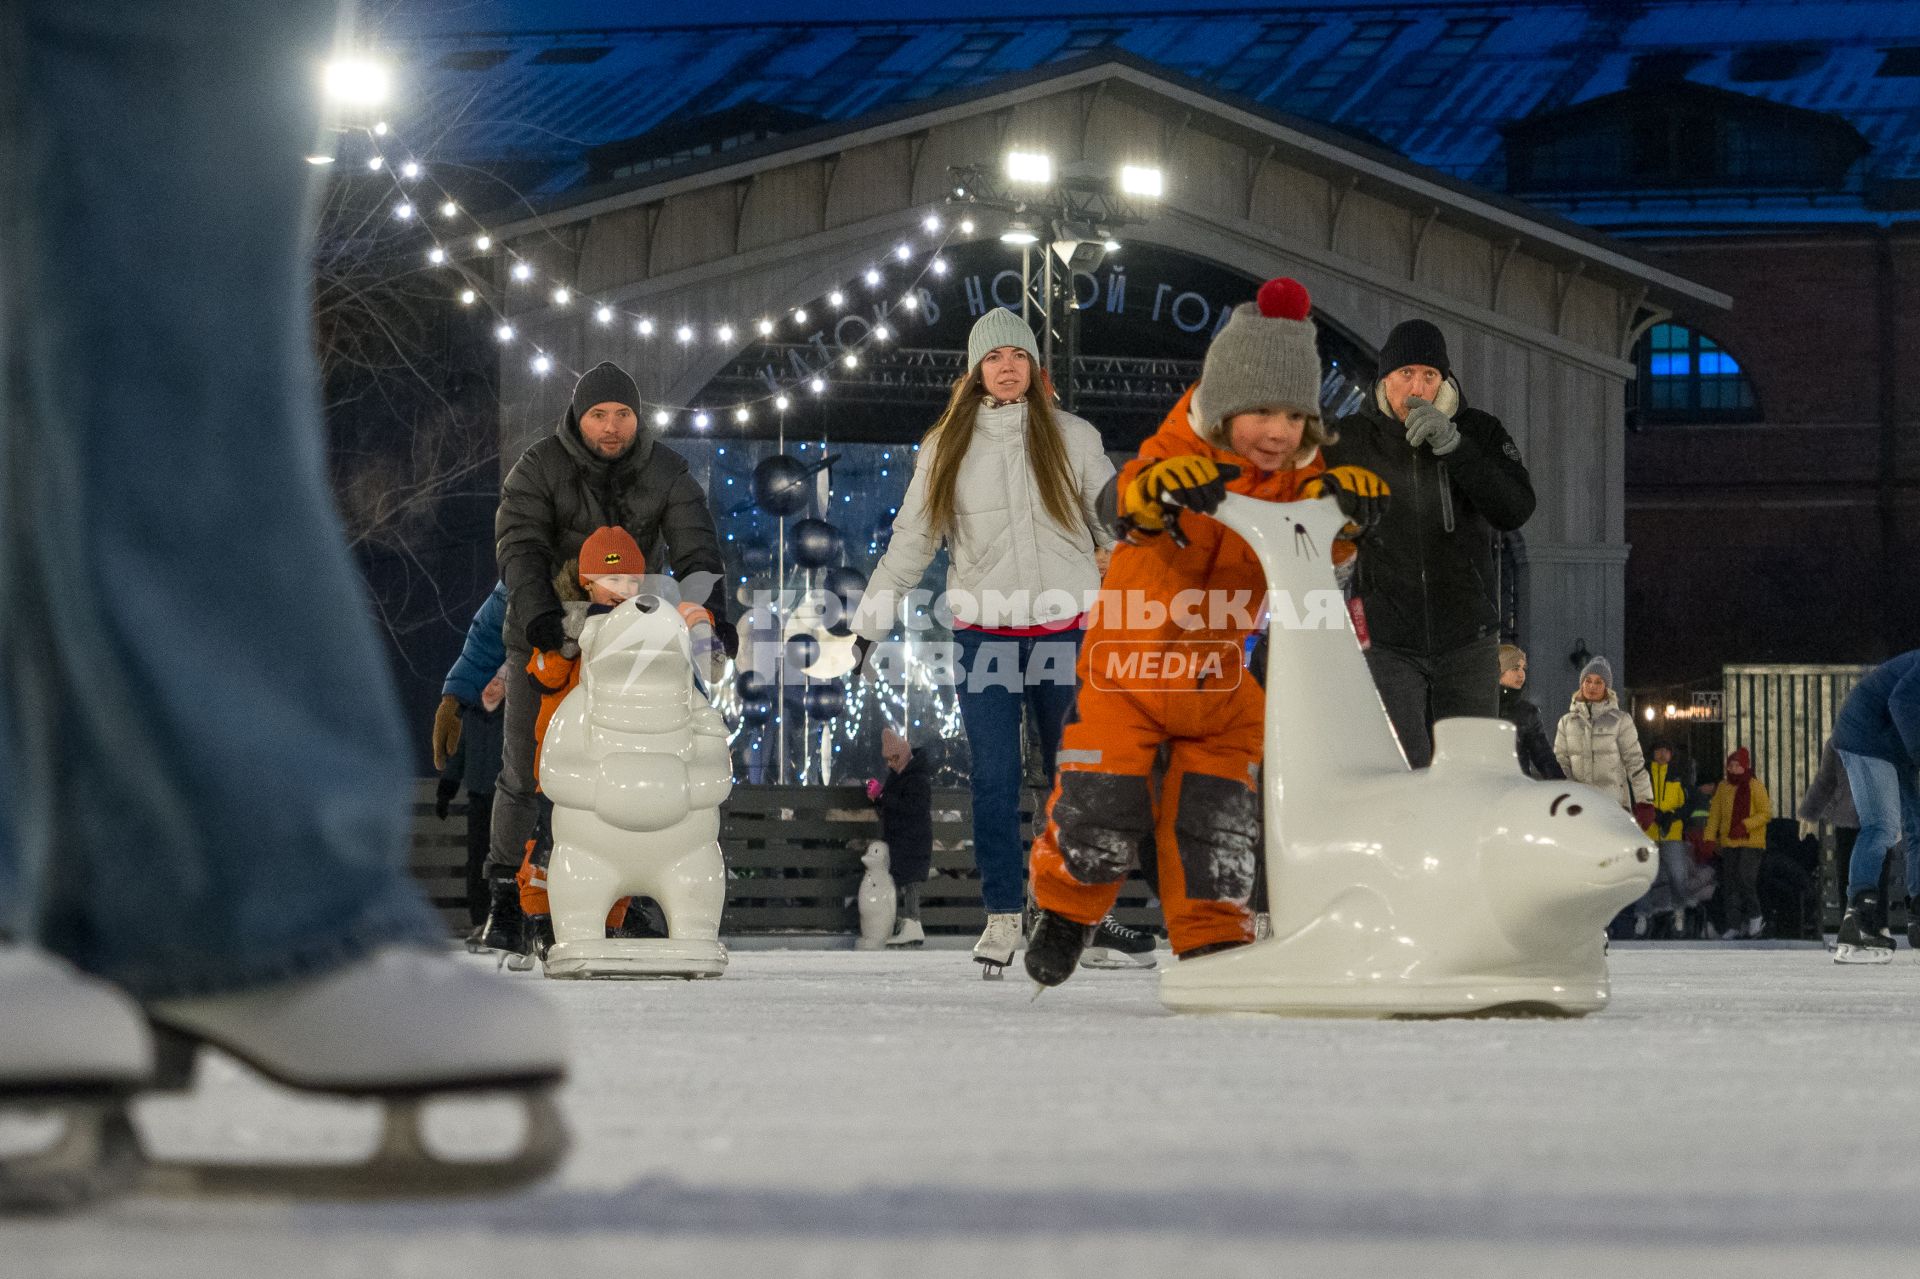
921, 368, 1085, 539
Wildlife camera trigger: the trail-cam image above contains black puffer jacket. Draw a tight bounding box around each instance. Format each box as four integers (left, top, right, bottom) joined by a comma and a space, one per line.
496, 410, 727, 648
1500, 685, 1563, 780
876, 749, 934, 885
1323, 379, 1534, 656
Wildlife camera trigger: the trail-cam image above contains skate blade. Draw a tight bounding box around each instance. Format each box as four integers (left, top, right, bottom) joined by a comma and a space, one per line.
0, 1098, 144, 1214
1834, 944, 1895, 965
137, 1088, 568, 1200
975, 958, 1008, 980
883, 940, 926, 949
1079, 948, 1157, 970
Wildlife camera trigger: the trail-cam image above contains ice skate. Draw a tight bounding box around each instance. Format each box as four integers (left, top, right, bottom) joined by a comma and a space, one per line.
463, 924, 489, 955
481, 875, 532, 968
1079, 916, 1157, 969
1909, 898, 1919, 950
1024, 910, 1096, 988
1835, 891, 1895, 965
0, 945, 153, 1213
884, 917, 926, 948
972, 912, 1023, 979
138, 944, 568, 1198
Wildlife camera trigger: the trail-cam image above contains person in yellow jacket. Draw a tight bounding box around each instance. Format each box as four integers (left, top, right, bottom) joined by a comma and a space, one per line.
1702, 746, 1771, 939
1632, 743, 1694, 937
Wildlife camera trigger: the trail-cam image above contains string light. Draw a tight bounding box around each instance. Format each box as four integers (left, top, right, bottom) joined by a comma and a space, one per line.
716, 323, 735, 343
595, 305, 614, 325
372, 121, 390, 137
458, 288, 477, 305
440, 200, 458, 218
899, 294, 917, 310
775, 395, 791, 411
757, 318, 775, 336
494, 322, 515, 342
810, 377, 827, 394
637, 318, 655, 337
427, 246, 446, 265
676, 324, 695, 344
923, 214, 941, 233
693, 411, 711, 430
551, 286, 571, 306
400, 160, 421, 180
828, 291, 845, 308
793, 309, 808, 325
653, 409, 671, 427
843, 354, 859, 369
873, 324, 891, 342
932, 257, 949, 276
510, 260, 533, 282
863, 268, 881, 287
531, 353, 552, 375
959, 218, 976, 234
393, 201, 414, 220
734, 406, 751, 423
473, 234, 492, 252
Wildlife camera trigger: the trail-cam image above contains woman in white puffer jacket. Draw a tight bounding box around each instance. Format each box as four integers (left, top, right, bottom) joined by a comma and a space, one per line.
852, 308, 1115, 971
1554, 655, 1654, 812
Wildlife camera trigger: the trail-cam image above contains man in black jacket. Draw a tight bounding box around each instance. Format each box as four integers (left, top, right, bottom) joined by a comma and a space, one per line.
1324, 320, 1535, 768
485, 361, 734, 933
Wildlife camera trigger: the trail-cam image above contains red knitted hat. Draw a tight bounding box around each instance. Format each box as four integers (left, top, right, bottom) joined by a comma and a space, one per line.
578, 526, 645, 585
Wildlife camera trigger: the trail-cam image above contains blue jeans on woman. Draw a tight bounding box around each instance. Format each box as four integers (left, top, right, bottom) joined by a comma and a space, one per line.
0, 0, 441, 997
1841, 750, 1920, 898
951, 627, 1084, 914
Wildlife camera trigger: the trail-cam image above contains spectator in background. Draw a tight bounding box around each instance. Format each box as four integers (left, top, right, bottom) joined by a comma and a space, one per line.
1323, 320, 1535, 767
432, 581, 507, 772
1496, 644, 1561, 779
1554, 657, 1655, 936
1702, 747, 1771, 940
870, 726, 934, 948
1830, 649, 1920, 956
437, 663, 509, 940
1637, 743, 1694, 937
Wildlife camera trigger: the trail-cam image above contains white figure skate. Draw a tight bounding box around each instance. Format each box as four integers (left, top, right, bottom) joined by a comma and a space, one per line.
0, 945, 152, 1212
1157, 493, 1656, 1018
4, 944, 567, 1206
539, 594, 733, 979
856, 841, 896, 951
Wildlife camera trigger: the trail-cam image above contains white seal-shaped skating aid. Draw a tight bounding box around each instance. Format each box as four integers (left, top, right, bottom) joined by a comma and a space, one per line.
538, 593, 733, 979
1157, 493, 1655, 1017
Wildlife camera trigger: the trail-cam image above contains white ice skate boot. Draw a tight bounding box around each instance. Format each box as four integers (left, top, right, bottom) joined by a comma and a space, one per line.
141, 944, 568, 1197
885, 917, 926, 948
0, 945, 153, 1213
972, 913, 1023, 979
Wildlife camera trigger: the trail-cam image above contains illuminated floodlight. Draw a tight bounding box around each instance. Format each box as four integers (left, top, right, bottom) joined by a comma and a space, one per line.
1120, 165, 1164, 198
1004, 150, 1052, 186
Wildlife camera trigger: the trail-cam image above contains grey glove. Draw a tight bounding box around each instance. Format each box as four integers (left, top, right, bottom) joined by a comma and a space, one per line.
1403, 395, 1461, 455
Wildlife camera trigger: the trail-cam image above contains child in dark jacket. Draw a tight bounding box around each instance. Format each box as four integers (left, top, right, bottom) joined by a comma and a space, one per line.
438, 664, 509, 933
869, 726, 933, 946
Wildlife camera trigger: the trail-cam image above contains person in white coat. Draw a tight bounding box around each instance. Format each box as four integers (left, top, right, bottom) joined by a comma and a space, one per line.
852, 308, 1115, 971
1554, 655, 1655, 819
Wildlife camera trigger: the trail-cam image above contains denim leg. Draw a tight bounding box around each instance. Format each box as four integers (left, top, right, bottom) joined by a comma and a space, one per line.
953, 630, 1028, 914
1900, 769, 1920, 904
0, 0, 440, 998
1023, 629, 1084, 781
1841, 751, 1902, 896
488, 642, 538, 873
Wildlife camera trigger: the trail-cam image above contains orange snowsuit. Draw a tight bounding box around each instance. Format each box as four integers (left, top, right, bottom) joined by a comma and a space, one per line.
1028, 387, 1332, 955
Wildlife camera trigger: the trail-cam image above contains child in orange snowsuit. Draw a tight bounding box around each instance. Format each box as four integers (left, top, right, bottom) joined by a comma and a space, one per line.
1025, 278, 1388, 982
516, 525, 714, 928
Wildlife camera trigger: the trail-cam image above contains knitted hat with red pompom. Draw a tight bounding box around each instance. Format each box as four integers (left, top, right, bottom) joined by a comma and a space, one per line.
578, 525, 646, 585
1192, 277, 1322, 447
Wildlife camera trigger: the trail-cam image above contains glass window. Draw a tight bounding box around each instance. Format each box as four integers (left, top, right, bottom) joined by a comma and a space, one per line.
1213, 21, 1313, 95
1635, 323, 1758, 422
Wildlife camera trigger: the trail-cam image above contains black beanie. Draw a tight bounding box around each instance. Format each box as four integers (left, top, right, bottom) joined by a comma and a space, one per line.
571, 361, 640, 419
1377, 319, 1451, 380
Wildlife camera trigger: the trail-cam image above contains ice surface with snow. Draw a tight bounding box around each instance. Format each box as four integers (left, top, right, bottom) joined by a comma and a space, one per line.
9, 944, 1920, 1278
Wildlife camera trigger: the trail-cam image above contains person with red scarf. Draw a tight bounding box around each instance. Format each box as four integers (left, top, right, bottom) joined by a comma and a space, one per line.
1702, 747, 1772, 939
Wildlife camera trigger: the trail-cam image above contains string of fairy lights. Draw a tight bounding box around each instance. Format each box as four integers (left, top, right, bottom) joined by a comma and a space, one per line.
315, 78, 978, 780
320, 111, 980, 433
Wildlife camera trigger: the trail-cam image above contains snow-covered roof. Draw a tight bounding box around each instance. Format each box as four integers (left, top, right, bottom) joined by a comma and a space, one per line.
385, 2, 1920, 226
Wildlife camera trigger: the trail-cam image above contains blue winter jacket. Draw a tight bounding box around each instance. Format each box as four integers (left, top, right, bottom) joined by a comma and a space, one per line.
1832, 650, 1920, 770
441, 581, 508, 706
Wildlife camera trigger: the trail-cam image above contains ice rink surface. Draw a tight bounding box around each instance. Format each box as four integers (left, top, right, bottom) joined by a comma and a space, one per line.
9, 944, 1920, 1279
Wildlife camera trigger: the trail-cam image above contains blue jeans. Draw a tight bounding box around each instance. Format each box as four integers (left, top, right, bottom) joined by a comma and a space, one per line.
951, 628, 1083, 914
1841, 750, 1920, 898
0, 0, 440, 997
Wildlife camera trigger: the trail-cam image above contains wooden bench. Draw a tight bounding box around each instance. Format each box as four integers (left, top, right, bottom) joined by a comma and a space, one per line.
410, 779, 1163, 937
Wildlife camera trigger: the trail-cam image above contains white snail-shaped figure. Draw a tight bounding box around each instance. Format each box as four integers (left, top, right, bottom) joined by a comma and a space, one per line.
1157, 493, 1656, 1017
538, 594, 733, 979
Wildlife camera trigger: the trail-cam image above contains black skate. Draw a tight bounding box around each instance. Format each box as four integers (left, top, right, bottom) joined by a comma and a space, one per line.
1909, 897, 1919, 951
1024, 910, 1097, 989
1835, 890, 1895, 965
481, 877, 533, 970
1079, 916, 1158, 970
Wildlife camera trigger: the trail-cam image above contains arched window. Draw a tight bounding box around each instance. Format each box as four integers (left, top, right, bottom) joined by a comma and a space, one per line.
1631, 322, 1759, 424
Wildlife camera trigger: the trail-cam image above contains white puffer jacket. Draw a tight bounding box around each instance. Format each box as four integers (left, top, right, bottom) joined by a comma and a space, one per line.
853, 400, 1114, 641
1553, 690, 1653, 810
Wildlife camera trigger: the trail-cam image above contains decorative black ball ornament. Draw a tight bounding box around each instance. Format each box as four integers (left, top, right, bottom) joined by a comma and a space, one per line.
790, 517, 844, 570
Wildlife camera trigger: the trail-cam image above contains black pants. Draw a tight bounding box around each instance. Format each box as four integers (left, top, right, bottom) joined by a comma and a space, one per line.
488, 641, 537, 874
1364, 638, 1501, 769
464, 791, 495, 927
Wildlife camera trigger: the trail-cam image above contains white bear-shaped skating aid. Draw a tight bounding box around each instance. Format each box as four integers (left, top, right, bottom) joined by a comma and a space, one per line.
1156, 493, 1656, 1017
537, 594, 733, 979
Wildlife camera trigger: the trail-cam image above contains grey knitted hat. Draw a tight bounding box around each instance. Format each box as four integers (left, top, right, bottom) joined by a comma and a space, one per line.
1192, 278, 1321, 447
1580, 655, 1615, 687
966, 307, 1040, 371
